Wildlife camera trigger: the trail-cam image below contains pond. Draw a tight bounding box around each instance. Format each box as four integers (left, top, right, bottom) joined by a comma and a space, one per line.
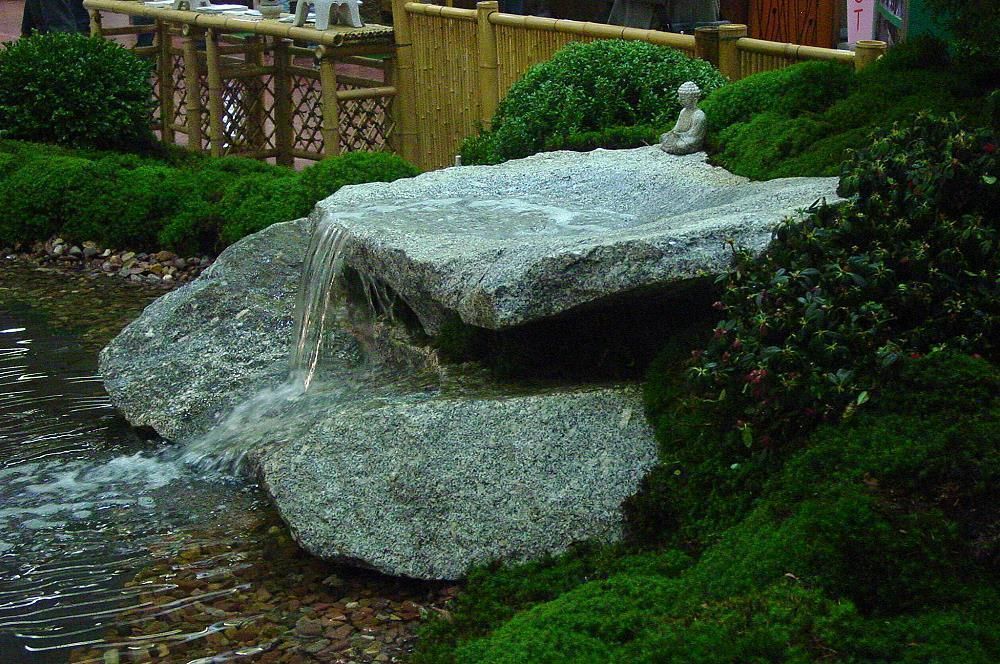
0, 262, 450, 664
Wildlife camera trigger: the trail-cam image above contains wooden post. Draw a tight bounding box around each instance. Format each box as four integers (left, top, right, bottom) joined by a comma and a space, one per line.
318, 46, 342, 157
717, 23, 747, 81
477, 1, 499, 127
88, 9, 103, 37
181, 25, 204, 152
244, 36, 266, 153
158, 20, 175, 145
854, 40, 887, 71
694, 26, 719, 68
390, 0, 420, 165
204, 28, 226, 157
272, 38, 294, 166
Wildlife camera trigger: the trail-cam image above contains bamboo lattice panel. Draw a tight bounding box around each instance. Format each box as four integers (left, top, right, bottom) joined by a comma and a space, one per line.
409, 12, 481, 169
170, 51, 188, 133
337, 82, 394, 153
291, 74, 326, 156
219, 75, 277, 156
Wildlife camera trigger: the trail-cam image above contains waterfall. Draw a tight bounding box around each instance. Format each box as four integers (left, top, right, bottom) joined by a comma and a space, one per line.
289, 220, 351, 392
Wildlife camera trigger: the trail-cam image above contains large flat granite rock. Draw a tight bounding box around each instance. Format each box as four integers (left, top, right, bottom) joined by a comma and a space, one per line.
99, 219, 657, 579
323, 148, 840, 333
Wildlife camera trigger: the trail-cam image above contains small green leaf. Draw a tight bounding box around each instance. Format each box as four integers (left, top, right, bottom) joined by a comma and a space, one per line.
982, 175, 997, 185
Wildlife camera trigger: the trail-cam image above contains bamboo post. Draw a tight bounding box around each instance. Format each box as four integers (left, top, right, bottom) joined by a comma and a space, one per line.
204, 28, 226, 157
317, 45, 342, 157
181, 25, 204, 151
390, 0, 420, 165
476, 1, 499, 127
717, 23, 747, 81
244, 36, 266, 152
694, 26, 719, 68
88, 8, 102, 37
854, 40, 887, 71
272, 38, 294, 166
158, 20, 175, 144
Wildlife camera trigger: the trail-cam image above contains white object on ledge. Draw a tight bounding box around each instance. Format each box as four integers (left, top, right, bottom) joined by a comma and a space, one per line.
294, 0, 364, 30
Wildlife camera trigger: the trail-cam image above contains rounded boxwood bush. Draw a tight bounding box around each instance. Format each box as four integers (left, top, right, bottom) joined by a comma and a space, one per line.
299, 151, 420, 204
460, 40, 726, 165
0, 33, 154, 150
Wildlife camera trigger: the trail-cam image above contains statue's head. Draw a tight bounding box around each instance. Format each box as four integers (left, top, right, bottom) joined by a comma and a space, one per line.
678, 81, 701, 107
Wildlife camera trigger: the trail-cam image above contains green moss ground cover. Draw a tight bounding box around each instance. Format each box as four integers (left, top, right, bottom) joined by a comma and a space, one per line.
0, 142, 419, 255
701, 37, 996, 179
413, 114, 998, 662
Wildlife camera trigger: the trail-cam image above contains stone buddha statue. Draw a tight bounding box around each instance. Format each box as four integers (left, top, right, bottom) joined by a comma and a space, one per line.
660, 81, 707, 155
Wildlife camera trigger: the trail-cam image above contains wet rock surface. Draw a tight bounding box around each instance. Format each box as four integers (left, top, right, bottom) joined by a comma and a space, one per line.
321, 148, 841, 332
99, 218, 313, 443
100, 218, 658, 579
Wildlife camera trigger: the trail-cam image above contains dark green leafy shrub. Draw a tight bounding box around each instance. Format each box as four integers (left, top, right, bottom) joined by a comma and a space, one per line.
460, 40, 726, 165
686, 113, 997, 452
60, 163, 182, 248
298, 151, 420, 204
423, 354, 999, 663
0, 33, 154, 151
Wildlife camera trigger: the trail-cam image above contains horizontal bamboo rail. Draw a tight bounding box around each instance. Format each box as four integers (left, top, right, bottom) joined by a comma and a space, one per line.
405, 1, 476, 21
84, 0, 395, 47
737, 37, 855, 63
337, 85, 397, 101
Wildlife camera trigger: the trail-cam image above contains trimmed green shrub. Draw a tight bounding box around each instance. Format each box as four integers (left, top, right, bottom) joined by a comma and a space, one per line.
701, 60, 855, 131
0, 155, 94, 242
298, 151, 420, 204
460, 40, 726, 165
0, 33, 154, 151
544, 124, 661, 153
703, 37, 990, 179
218, 174, 313, 246
0, 140, 420, 253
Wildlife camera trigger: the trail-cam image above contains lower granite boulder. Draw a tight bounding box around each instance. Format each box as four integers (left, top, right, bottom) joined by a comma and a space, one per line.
257, 385, 655, 580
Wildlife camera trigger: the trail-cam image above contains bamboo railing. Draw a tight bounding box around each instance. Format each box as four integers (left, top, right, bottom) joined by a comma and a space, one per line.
395, 2, 886, 170
84, 0, 398, 163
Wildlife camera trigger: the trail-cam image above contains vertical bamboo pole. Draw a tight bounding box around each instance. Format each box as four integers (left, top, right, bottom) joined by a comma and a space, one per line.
181, 25, 204, 152
717, 24, 747, 81
244, 36, 266, 152
476, 1, 499, 127
318, 46, 342, 157
88, 9, 102, 38
390, 0, 420, 166
272, 38, 294, 166
854, 40, 887, 71
694, 26, 720, 68
158, 20, 175, 145
204, 28, 226, 157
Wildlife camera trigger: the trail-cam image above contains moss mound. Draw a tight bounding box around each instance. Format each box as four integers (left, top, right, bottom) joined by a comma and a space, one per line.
0, 142, 419, 254
702, 37, 994, 179
415, 354, 1000, 663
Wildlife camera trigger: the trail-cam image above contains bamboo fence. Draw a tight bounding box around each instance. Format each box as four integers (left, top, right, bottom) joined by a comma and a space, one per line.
84, 0, 398, 163
395, 1, 886, 170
